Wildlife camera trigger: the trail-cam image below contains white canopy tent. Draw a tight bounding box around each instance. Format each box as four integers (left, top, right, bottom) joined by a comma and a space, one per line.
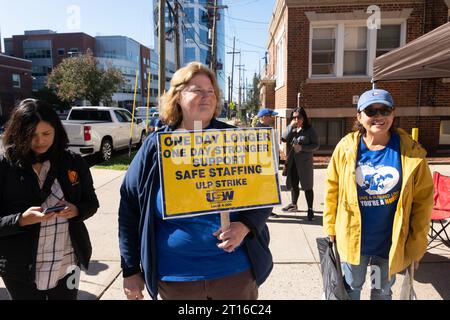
373, 22, 450, 81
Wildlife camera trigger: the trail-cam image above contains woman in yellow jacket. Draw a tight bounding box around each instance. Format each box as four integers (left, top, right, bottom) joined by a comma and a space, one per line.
323, 89, 433, 300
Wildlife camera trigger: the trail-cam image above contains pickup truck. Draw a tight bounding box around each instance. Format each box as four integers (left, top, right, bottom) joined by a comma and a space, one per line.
62, 106, 147, 161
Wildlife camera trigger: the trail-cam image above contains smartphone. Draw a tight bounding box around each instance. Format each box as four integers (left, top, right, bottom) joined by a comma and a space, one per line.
43, 205, 66, 214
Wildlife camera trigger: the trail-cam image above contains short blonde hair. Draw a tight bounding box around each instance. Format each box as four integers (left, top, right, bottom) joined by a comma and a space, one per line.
159, 62, 222, 126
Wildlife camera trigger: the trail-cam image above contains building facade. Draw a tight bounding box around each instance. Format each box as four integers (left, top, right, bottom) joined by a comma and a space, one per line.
4, 31, 174, 110
153, 0, 226, 94
96, 36, 145, 109
261, 0, 450, 154
5, 30, 96, 91
0, 54, 32, 123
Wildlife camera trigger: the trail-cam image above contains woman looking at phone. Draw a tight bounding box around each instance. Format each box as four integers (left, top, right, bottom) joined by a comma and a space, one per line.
0, 99, 99, 300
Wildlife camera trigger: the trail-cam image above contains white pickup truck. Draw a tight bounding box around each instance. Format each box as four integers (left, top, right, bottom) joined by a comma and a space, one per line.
62, 106, 147, 161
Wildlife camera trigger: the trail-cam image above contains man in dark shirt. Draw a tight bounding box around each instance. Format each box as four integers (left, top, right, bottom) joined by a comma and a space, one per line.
254, 108, 277, 128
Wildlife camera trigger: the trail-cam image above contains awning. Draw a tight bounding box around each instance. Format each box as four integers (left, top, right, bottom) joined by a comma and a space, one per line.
373, 22, 450, 81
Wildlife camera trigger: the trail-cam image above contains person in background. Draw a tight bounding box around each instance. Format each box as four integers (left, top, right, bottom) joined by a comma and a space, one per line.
0, 99, 99, 300
254, 108, 278, 128
323, 89, 433, 299
119, 62, 273, 300
254, 108, 279, 218
281, 107, 319, 221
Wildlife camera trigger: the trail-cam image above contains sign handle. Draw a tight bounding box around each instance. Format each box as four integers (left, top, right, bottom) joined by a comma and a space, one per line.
220, 211, 230, 231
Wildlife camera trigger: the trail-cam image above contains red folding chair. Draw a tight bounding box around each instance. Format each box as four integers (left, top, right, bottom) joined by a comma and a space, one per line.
428, 172, 450, 247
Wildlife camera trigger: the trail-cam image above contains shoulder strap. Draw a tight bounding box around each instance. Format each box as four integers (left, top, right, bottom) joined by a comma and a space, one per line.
40, 166, 57, 203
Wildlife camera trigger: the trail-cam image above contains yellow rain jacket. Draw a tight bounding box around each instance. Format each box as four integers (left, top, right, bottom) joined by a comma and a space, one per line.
323, 128, 433, 277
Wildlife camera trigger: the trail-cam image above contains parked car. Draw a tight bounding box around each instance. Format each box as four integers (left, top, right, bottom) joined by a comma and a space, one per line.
62, 106, 147, 161
139, 112, 161, 132
133, 107, 160, 133
134, 106, 157, 120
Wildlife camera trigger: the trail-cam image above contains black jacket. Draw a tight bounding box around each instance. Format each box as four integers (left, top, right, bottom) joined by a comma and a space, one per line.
0, 151, 99, 282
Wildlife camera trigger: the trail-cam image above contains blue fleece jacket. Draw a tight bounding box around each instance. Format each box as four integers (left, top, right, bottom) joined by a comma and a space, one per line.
118, 118, 273, 300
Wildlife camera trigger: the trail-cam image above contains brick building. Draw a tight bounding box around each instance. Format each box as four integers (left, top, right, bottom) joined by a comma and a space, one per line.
4, 31, 172, 111
5, 30, 96, 92
0, 54, 32, 124
261, 0, 450, 154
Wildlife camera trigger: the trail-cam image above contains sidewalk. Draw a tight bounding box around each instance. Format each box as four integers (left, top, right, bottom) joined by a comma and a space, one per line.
99, 164, 450, 300
1, 165, 449, 300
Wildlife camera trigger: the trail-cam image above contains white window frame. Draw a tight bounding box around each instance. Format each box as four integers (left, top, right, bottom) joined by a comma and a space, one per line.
275, 29, 285, 89
310, 26, 338, 77
343, 25, 369, 76
309, 19, 406, 79
439, 119, 450, 145
375, 24, 406, 59
12, 74, 21, 88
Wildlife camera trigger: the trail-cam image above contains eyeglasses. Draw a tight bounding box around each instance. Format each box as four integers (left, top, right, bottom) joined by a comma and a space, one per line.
183, 87, 216, 97
363, 107, 393, 117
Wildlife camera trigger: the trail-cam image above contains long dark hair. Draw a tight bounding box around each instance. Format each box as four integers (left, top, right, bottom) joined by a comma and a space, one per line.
3, 99, 69, 166
290, 107, 311, 130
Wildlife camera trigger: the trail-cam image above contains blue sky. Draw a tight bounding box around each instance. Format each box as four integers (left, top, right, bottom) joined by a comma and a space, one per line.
0, 0, 275, 93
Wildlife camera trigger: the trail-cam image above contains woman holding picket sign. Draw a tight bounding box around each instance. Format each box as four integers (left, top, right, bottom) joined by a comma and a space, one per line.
118, 62, 273, 300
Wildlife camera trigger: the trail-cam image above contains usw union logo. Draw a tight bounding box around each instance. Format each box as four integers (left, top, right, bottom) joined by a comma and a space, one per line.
206, 190, 234, 203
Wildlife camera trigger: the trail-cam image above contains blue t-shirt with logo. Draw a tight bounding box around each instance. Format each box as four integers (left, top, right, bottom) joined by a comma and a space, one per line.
356, 133, 402, 258
154, 187, 251, 281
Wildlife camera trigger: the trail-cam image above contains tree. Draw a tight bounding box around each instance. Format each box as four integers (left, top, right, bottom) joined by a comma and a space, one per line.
244, 73, 261, 117
32, 87, 70, 111
48, 50, 124, 105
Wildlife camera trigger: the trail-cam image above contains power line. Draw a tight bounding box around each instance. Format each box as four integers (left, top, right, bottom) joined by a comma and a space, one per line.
223, 14, 269, 25
218, 32, 266, 51
178, 2, 210, 49
222, 0, 265, 8
180, 22, 203, 50
236, 39, 266, 50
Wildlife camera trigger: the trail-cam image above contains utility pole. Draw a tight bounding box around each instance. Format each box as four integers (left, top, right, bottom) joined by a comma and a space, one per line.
258, 58, 261, 78
227, 75, 231, 119
226, 37, 239, 106
244, 77, 248, 104
158, 0, 166, 103
173, 0, 180, 70
206, 1, 227, 74
238, 64, 247, 106
210, 0, 219, 72
236, 64, 246, 113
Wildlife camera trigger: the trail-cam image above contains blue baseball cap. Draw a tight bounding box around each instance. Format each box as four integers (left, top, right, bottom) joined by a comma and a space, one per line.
257, 108, 278, 118
357, 89, 394, 112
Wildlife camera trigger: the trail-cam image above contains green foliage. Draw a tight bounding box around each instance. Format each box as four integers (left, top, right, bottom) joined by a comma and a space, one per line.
32, 87, 71, 111
94, 151, 137, 171
243, 73, 261, 116
48, 50, 124, 105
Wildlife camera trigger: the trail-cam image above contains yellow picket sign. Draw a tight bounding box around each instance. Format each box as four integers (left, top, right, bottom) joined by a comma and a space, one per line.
157, 128, 281, 219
